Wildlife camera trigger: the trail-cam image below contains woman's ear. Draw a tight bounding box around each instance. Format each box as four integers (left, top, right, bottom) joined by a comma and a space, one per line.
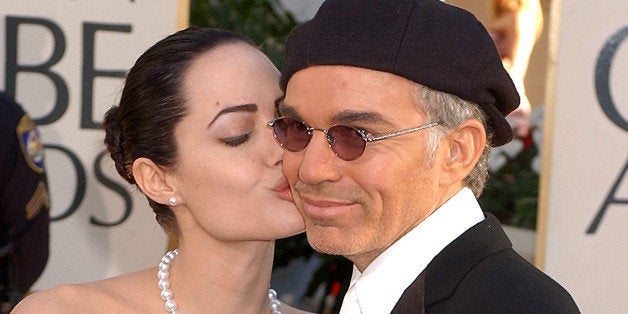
132, 157, 177, 206
440, 119, 486, 185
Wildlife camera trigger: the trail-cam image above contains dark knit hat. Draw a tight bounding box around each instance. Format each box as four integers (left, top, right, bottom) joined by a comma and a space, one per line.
281, 0, 520, 146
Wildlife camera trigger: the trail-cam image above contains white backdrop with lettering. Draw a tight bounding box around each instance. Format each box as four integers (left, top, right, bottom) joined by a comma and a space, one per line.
538, 0, 627, 312
1, 0, 188, 289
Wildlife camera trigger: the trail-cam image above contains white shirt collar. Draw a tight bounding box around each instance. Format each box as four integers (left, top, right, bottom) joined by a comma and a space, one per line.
340, 187, 484, 314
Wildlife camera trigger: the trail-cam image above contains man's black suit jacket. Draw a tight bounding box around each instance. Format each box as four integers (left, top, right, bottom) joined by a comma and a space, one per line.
391, 213, 579, 313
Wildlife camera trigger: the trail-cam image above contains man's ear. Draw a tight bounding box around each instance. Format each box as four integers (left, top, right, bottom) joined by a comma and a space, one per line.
439, 119, 486, 186
132, 157, 177, 206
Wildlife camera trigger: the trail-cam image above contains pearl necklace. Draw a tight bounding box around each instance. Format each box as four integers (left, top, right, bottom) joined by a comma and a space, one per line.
158, 249, 282, 314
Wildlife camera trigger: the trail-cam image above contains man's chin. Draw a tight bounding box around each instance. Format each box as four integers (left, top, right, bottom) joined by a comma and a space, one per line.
309, 242, 349, 256
305, 228, 355, 256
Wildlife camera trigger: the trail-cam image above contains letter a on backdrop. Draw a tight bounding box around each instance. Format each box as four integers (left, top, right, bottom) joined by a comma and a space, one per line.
536, 0, 628, 312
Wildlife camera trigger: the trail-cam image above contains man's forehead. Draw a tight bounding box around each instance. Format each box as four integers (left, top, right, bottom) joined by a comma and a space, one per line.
283, 66, 418, 103
288, 65, 403, 85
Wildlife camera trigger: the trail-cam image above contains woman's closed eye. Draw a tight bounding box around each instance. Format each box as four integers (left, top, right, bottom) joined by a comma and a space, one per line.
221, 132, 251, 147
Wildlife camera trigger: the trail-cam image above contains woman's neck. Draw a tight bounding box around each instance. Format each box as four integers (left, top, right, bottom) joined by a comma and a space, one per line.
165, 236, 276, 313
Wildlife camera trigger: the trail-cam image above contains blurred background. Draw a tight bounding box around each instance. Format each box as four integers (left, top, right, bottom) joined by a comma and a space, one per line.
3, 1, 626, 313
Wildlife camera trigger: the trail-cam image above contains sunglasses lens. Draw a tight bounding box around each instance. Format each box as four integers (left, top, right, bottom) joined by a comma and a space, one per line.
328, 125, 367, 161
273, 117, 310, 152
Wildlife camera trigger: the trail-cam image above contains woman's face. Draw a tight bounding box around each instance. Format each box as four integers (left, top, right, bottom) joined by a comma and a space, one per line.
168, 42, 304, 241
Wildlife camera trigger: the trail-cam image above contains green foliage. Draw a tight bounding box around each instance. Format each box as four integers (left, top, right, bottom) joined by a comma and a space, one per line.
479, 139, 539, 230
189, 0, 298, 69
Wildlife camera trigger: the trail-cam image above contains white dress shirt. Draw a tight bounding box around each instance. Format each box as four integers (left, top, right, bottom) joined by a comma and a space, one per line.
339, 187, 485, 314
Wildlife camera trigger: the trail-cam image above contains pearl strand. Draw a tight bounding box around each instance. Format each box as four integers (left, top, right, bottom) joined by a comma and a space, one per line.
158, 249, 282, 314
158, 249, 179, 313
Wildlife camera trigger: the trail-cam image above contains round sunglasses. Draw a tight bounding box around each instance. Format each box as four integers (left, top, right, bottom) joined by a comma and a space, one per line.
267, 117, 442, 161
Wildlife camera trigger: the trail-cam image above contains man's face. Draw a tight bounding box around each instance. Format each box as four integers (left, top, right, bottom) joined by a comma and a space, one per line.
281, 66, 448, 268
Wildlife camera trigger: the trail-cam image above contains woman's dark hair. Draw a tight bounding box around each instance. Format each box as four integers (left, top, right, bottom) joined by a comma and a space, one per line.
103, 27, 254, 235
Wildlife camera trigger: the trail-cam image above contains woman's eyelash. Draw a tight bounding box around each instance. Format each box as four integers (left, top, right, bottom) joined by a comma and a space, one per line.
222, 133, 251, 147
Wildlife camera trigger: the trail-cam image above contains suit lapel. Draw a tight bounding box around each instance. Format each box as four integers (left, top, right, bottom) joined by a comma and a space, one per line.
391, 213, 512, 310
390, 270, 426, 314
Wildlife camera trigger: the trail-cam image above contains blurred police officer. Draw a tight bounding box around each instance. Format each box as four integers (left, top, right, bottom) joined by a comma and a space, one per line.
0, 91, 50, 313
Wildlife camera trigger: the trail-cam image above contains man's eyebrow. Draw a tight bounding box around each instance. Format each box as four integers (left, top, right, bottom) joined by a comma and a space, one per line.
332, 110, 393, 126
276, 102, 300, 119
277, 103, 394, 126
208, 103, 258, 127
274, 95, 285, 109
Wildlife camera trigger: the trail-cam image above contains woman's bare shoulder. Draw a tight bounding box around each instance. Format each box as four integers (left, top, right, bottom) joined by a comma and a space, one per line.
281, 303, 315, 314
12, 283, 97, 314
12, 268, 157, 314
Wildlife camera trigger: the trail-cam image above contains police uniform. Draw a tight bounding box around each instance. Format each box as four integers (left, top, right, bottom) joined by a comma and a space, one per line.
0, 91, 50, 311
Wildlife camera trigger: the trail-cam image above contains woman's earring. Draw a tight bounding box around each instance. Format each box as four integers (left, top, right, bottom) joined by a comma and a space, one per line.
168, 197, 177, 206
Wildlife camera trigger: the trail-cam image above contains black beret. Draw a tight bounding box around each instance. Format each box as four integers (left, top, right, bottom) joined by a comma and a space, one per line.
281, 0, 520, 146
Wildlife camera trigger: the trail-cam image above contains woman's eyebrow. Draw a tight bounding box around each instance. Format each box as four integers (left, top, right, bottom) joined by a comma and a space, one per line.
208, 103, 258, 127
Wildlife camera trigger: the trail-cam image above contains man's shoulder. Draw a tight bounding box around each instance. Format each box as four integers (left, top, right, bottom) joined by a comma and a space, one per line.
461, 248, 578, 310
422, 214, 579, 312
420, 248, 580, 313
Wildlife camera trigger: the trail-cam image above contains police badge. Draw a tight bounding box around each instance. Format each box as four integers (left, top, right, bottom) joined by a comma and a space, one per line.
16, 115, 45, 174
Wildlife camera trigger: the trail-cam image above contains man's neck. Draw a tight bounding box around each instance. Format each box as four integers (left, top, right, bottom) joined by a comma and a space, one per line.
347, 185, 467, 272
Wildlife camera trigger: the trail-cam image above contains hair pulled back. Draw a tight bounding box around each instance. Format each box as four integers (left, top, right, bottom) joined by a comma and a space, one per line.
103, 27, 254, 235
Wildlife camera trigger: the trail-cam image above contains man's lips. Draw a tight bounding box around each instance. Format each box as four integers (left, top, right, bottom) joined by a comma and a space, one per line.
300, 195, 357, 220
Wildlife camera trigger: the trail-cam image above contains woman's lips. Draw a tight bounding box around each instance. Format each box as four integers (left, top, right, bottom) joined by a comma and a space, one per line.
272, 178, 293, 202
